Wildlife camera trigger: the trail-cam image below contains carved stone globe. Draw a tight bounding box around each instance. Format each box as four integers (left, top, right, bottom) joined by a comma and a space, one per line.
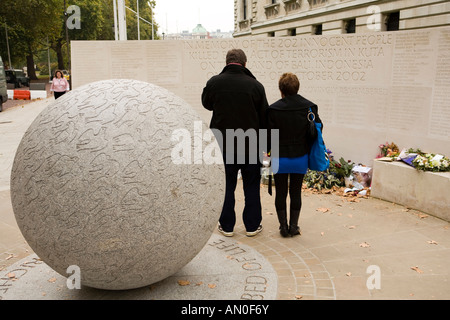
10, 80, 225, 290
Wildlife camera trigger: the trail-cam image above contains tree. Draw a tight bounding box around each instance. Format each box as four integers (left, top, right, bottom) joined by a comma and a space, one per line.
125, 0, 159, 40
50, 0, 104, 71
0, 0, 61, 79
0, 0, 160, 79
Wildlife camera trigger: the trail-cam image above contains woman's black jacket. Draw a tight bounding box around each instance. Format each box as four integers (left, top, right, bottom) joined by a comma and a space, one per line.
267, 94, 322, 158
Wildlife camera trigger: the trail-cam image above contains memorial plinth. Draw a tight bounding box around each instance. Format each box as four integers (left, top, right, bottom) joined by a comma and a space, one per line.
371, 160, 450, 222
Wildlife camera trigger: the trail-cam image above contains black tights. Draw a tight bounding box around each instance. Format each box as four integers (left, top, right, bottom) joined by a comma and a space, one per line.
273, 173, 305, 212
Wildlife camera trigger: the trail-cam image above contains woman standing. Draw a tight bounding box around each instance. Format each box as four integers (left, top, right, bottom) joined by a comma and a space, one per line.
50, 70, 70, 99
267, 73, 322, 237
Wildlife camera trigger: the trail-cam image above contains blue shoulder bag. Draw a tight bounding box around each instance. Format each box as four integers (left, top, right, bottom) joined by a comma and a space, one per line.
307, 108, 330, 172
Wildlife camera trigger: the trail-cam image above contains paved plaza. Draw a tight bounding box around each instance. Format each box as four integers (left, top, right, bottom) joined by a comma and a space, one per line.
1, 98, 449, 300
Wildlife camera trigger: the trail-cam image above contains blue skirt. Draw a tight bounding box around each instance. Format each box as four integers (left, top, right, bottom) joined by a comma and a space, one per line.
272, 154, 308, 174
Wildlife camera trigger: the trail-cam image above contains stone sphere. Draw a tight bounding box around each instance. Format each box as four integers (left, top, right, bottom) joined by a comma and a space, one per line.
10, 80, 225, 290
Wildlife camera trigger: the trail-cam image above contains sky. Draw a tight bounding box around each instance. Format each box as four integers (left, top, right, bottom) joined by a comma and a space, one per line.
152, 0, 234, 34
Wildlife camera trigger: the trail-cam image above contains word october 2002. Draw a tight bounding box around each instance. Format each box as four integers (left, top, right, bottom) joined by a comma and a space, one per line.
181, 304, 270, 317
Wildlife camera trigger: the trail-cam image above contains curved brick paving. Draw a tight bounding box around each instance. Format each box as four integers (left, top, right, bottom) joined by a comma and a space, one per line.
228, 180, 450, 300
228, 224, 336, 300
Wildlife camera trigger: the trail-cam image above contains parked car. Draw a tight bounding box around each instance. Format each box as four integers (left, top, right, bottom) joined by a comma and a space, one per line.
5, 69, 19, 88
5, 69, 30, 88
0, 56, 8, 112
14, 69, 30, 87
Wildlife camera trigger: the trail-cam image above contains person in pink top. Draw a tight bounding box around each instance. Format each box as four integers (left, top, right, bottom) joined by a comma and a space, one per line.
50, 70, 70, 99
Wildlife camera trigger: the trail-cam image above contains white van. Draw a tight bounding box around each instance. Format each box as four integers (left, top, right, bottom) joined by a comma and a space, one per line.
0, 56, 8, 112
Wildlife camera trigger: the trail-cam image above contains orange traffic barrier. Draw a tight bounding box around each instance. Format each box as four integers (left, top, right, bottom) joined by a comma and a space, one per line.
13, 90, 31, 100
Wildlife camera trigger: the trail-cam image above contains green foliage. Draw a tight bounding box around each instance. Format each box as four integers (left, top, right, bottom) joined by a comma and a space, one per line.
0, 0, 160, 71
331, 157, 355, 178
304, 170, 342, 191
304, 154, 354, 191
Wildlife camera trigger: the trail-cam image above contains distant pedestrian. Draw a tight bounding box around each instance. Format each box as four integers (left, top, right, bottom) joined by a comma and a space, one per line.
50, 70, 70, 99
202, 49, 269, 237
267, 73, 323, 237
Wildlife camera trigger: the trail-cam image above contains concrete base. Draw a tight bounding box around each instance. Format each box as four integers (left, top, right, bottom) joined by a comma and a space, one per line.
0, 234, 277, 300
371, 160, 450, 222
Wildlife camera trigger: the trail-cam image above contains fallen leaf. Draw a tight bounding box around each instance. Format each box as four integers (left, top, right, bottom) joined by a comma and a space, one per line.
316, 207, 329, 213
410, 266, 424, 274
196, 282, 203, 286
208, 283, 216, 289
320, 232, 325, 236
48, 277, 57, 283
177, 280, 190, 286
7, 272, 15, 279
295, 295, 303, 300
359, 242, 370, 248
5, 254, 15, 261
427, 240, 438, 245
266, 211, 273, 215
346, 272, 352, 277
348, 225, 356, 229
418, 213, 429, 219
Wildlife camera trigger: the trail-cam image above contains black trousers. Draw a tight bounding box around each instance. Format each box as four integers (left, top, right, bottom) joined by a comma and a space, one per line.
273, 173, 305, 212
219, 161, 262, 233
54, 91, 66, 99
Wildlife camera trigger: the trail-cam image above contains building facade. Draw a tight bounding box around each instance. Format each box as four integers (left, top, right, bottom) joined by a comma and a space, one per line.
233, 0, 450, 37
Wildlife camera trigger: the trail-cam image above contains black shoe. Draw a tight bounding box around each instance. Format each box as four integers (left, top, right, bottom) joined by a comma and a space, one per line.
276, 209, 289, 238
289, 225, 301, 236
289, 209, 301, 237
280, 224, 290, 238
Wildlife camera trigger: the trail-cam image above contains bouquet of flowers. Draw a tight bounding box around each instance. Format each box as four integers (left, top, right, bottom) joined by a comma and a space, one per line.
377, 142, 400, 158
411, 151, 450, 172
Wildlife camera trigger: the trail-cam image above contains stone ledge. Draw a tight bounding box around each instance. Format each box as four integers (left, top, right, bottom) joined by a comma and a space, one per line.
371, 159, 450, 222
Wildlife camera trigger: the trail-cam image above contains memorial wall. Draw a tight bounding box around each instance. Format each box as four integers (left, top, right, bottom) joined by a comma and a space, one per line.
72, 27, 450, 165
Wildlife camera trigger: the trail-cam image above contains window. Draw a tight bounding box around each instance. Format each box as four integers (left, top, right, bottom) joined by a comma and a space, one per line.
272, 0, 277, 3
268, 31, 275, 37
243, 0, 247, 20
313, 24, 322, 35
289, 28, 297, 36
308, 0, 328, 8
386, 11, 400, 31
344, 19, 356, 34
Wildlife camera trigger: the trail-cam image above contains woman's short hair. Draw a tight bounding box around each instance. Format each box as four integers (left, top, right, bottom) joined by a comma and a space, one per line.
279, 73, 300, 96
226, 49, 247, 66
54, 70, 63, 78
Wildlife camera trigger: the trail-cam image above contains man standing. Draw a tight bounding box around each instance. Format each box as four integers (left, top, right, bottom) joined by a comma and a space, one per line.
202, 49, 269, 237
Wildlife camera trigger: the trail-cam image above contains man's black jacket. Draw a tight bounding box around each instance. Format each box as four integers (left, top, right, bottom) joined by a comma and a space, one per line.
202, 64, 269, 159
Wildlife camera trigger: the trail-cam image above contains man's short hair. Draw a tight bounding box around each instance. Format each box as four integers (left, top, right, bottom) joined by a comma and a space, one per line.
279, 72, 300, 96
226, 49, 247, 66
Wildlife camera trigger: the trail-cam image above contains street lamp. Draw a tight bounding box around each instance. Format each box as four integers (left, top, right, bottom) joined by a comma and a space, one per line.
137, 0, 140, 40
147, 1, 154, 40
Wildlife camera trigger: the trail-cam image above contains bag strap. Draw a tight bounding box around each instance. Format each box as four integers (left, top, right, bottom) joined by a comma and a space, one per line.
307, 107, 315, 122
